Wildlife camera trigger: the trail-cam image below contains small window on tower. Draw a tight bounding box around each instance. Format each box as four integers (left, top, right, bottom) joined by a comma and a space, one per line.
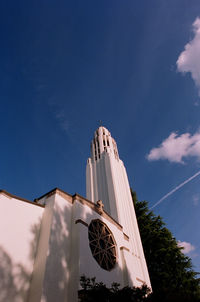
107, 140, 109, 146
103, 140, 105, 146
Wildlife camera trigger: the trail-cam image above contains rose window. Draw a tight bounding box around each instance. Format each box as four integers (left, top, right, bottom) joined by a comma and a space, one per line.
88, 219, 117, 271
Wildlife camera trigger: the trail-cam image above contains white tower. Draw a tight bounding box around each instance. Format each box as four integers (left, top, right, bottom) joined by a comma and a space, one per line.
86, 126, 151, 288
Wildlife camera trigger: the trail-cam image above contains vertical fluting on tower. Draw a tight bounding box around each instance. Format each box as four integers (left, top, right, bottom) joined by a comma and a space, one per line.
86, 126, 151, 289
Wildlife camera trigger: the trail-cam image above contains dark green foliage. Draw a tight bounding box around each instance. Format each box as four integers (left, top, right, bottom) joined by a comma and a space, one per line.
79, 275, 151, 302
131, 189, 200, 301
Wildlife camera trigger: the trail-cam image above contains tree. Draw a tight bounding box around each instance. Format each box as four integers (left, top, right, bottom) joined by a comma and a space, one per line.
78, 275, 151, 302
132, 190, 200, 302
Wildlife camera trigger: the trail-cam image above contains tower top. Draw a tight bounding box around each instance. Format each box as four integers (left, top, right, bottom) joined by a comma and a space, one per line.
94, 126, 111, 137
90, 126, 119, 162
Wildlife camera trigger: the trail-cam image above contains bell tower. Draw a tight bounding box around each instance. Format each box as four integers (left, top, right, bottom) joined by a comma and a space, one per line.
86, 126, 151, 288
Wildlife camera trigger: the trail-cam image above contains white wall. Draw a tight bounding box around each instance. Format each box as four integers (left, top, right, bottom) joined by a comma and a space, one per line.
39, 192, 73, 302
38, 191, 142, 301
0, 188, 150, 302
74, 200, 135, 288
0, 192, 44, 302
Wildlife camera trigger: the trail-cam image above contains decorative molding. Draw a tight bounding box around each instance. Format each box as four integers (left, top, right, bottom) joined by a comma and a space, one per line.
73, 193, 123, 231
123, 233, 129, 241
23, 187, 123, 231
120, 246, 130, 252
57, 190, 73, 203
0, 187, 124, 233
0, 190, 44, 208
136, 277, 145, 284
36, 187, 72, 202
75, 219, 88, 227
0, 190, 12, 199
96, 200, 104, 214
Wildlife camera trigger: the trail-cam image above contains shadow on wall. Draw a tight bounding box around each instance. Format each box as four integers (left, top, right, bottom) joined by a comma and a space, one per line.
0, 199, 89, 302
41, 203, 71, 302
0, 216, 42, 302
0, 246, 30, 302
0, 201, 71, 302
0, 246, 19, 301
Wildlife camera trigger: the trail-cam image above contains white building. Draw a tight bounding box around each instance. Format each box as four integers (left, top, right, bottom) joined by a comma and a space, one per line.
0, 126, 151, 302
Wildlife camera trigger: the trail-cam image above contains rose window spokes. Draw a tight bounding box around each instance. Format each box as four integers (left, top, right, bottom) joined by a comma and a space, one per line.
88, 219, 117, 271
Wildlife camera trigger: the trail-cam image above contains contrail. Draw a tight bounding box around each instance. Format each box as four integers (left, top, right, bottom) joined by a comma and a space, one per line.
150, 170, 200, 209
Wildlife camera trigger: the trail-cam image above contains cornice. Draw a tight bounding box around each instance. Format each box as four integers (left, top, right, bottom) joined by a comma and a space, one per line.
0, 188, 126, 233
0, 190, 44, 208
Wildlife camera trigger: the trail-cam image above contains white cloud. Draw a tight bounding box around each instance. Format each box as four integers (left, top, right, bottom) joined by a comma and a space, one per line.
147, 131, 200, 163
177, 17, 200, 95
178, 241, 195, 254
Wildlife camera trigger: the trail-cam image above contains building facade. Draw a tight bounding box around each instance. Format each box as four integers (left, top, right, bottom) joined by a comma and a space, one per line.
0, 127, 151, 302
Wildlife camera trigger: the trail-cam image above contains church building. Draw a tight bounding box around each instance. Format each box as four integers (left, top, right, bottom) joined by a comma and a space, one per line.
0, 126, 151, 301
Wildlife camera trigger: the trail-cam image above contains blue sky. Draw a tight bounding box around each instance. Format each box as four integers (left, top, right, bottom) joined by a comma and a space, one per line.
1, 0, 200, 271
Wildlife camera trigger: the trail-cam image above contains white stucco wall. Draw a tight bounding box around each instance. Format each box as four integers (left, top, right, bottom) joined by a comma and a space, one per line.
0, 187, 150, 302
39, 192, 74, 302
73, 199, 141, 289
36, 190, 144, 301
0, 192, 44, 302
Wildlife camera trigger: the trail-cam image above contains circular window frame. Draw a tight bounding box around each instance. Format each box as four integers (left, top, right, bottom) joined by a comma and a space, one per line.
88, 219, 117, 271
